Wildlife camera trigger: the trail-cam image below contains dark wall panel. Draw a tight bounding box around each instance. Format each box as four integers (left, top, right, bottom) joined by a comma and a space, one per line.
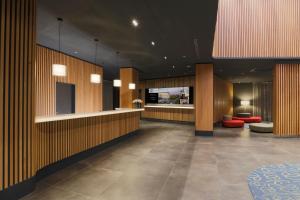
103, 80, 113, 111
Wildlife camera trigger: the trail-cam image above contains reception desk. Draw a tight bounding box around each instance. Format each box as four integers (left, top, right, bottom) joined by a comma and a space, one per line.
35, 108, 144, 171
142, 104, 194, 122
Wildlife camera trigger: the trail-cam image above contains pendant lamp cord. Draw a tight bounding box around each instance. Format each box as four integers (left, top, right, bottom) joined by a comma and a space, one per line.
94, 39, 99, 73
57, 18, 63, 64
57, 18, 63, 52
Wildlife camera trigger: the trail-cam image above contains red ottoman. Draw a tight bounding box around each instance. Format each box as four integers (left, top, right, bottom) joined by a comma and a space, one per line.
233, 116, 262, 123
223, 120, 244, 128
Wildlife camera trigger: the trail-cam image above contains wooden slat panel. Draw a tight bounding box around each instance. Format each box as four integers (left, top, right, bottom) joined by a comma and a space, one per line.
213, 76, 233, 123
142, 108, 194, 122
140, 76, 195, 89
0, 0, 5, 191
35, 45, 103, 116
35, 112, 140, 170
213, 0, 300, 58
195, 64, 214, 132
273, 64, 300, 137
0, 0, 36, 190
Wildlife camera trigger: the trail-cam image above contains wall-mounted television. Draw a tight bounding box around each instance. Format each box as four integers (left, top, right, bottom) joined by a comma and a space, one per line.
145, 87, 193, 104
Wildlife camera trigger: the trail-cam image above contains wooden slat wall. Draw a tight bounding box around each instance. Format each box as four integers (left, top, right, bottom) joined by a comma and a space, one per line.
0, 0, 36, 190
195, 64, 214, 132
140, 76, 195, 89
213, 76, 233, 123
120, 68, 139, 108
35, 45, 103, 116
35, 112, 140, 170
140, 76, 195, 122
213, 0, 300, 58
273, 64, 300, 137
142, 108, 194, 122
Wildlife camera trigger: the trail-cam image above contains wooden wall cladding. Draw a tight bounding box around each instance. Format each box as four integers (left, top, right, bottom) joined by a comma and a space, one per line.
140, 76, 195, 88
213, 0, 300, 58
213, 76, 233, 123
273, 64, 300, 137
0, 0, 36, 190
120, 68, 139, 108
35, 112, 140, 170
140, 76, 195, 122
195, 64, 214, 132
142, 108, 194, 122
35, 45, 103, 116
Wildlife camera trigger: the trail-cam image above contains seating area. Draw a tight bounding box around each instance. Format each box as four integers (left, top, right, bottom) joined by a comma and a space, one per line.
222, 119, 244, 128
222, 113, 272, 133
232, 116, 262, 123
249, 122, 273, 133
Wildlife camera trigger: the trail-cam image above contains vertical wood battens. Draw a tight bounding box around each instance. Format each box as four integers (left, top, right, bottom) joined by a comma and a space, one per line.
0, 0, 5, 191
35, 113, 140, 170
35, 45, 103, 116
0, 0, 36, 190
273, 64, 300, 137
213, 76, 233, 123
213, 0, 300, 58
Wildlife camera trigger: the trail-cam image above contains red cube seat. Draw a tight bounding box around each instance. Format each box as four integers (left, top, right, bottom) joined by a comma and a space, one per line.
232, 116, 262, 123
223, 120, 244, 128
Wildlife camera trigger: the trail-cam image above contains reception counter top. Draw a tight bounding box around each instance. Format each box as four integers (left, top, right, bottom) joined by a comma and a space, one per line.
144, 104, 194, 110
35, 108, 145, 123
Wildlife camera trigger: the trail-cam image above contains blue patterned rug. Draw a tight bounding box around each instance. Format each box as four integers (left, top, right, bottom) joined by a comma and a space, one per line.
248, 164, 300, 200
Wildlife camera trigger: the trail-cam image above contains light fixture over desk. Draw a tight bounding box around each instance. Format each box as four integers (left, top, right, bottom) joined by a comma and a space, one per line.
90, 38, 101, 84
52, 64, 67, 76
90, 74, 101, 84
129, 83, 136, 90
52, 18, 67, 77
113, 79, 122, 87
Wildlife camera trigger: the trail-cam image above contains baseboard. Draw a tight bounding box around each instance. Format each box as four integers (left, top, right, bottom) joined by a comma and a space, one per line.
0, 177, 36, 200
0, 130, 139, 200
195, 130, 214, 136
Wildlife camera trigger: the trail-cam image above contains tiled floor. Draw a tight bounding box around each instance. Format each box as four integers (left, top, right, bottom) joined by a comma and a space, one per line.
22, 120, 300, 200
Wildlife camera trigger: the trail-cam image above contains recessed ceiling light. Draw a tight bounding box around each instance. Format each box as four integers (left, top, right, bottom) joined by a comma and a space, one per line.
164, 56, 167, 60
151, 41, 155, 46
132, 19, 139, 27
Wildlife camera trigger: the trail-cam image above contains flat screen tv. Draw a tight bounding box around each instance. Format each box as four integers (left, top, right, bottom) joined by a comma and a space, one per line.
145, 87, 193, 104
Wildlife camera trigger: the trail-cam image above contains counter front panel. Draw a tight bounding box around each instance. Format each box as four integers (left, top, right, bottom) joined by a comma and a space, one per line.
35, 109, 143, 170
142, 104, 194, 122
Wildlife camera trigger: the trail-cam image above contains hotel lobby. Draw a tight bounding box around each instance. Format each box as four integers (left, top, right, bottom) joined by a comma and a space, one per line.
1, 0, 300, 200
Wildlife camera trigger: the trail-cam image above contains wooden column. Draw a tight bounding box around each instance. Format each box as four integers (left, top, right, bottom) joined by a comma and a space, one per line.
195, 64, 214, 136
0, 0, 36, 192
120, 68, 139, 108
273, 64, 300, 137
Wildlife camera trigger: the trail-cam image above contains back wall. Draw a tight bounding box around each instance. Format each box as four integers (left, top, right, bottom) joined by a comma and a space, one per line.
35, 45, 103, 116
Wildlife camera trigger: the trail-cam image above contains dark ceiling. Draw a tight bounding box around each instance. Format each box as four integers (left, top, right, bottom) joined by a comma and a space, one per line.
37, 0, 274, 82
